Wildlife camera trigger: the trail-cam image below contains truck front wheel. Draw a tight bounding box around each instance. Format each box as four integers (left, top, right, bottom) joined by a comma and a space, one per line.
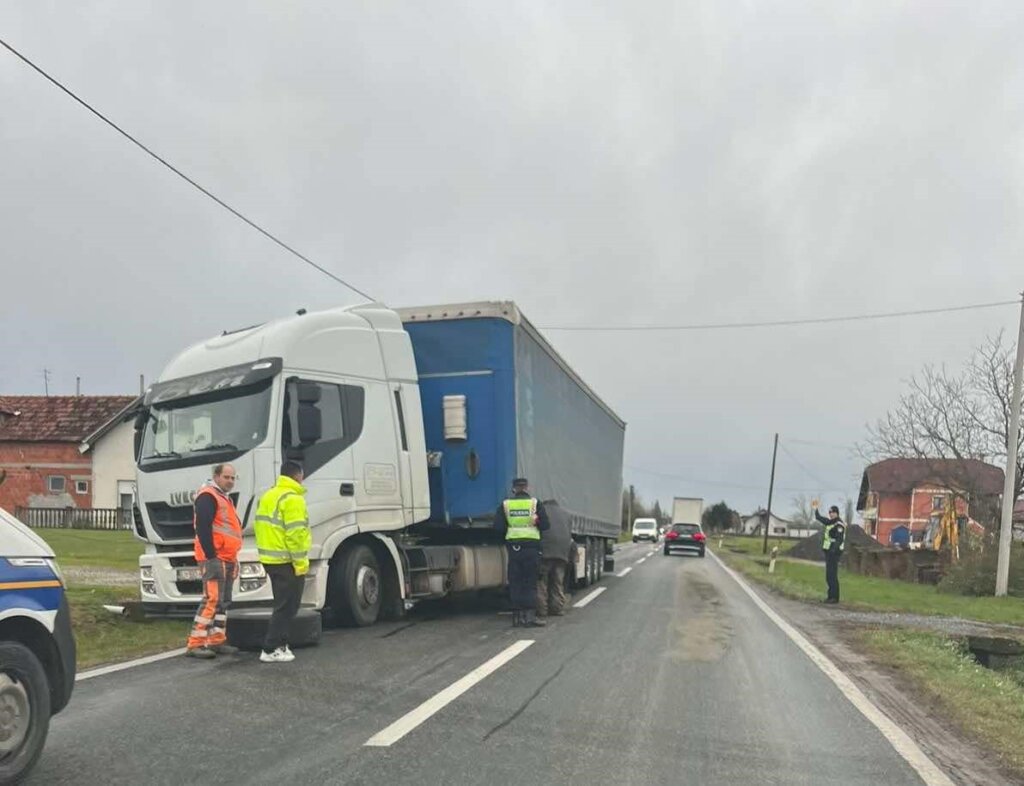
332, 545, 383, 627
0, 641, 51, 784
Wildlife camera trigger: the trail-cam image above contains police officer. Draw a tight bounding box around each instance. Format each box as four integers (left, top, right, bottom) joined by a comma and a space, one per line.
813, 501, 846, 604
495, 478, 550, 627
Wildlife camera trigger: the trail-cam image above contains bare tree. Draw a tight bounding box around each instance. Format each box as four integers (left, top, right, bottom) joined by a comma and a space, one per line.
859, 331, 1023, 527
789, 494, 818, 529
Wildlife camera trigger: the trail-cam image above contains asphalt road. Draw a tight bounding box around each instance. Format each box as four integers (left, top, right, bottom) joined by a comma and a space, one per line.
31, 541, 932, 785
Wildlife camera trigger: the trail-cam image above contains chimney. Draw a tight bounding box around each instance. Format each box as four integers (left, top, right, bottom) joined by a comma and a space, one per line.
76, 377, 81, 396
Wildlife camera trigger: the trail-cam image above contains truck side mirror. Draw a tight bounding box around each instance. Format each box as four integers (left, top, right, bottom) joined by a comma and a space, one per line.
296, 382, 323, 445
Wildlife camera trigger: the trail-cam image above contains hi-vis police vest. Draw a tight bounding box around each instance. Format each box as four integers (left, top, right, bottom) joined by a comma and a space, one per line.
503, 497, 541, 541
823, 520, 846, 551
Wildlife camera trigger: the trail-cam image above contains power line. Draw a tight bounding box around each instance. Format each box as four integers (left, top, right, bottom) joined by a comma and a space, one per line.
0, 37, 374, 302
777, 441, 843, 492
623, 463, 846, 493
785, 437, 852, 451
540, 299, 1018, 332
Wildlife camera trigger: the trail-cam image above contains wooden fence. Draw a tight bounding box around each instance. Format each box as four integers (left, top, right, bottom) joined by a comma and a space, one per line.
14, 507, 133, 531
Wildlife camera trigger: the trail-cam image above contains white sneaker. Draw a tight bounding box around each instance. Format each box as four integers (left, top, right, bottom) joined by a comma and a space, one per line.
259, 647, 295, 663
284, 645, 294, 658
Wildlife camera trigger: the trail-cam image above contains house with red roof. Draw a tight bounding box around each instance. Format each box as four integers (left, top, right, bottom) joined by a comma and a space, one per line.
856, 458, 1004, 547
0, 395, 137, 515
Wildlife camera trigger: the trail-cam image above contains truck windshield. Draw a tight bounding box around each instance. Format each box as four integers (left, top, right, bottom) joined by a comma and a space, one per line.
139, 382, 272, 465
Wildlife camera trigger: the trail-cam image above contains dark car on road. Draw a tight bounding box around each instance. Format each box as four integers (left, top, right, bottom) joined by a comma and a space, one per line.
663, 523, 706, 557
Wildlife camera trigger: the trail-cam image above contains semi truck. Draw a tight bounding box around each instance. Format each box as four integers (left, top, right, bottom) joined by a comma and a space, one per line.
130, 301, 625, 635
671, 497, 703, 527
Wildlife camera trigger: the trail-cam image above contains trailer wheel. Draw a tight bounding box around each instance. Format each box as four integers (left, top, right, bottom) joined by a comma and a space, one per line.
0, 642, 51, 785
333, 545, 383, 627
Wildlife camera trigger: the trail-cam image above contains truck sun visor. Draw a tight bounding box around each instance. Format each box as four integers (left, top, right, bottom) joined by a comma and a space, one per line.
144, 358, 283, 406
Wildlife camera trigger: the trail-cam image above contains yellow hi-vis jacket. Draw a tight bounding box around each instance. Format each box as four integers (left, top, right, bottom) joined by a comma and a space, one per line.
254, 475, 311, 575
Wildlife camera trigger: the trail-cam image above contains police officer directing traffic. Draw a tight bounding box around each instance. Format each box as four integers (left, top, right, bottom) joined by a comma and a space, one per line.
813, 501, 846, 604
495, 477, 550, 627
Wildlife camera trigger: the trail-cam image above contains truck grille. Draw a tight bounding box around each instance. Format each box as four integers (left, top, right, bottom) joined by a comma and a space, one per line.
146, 503, 194, 541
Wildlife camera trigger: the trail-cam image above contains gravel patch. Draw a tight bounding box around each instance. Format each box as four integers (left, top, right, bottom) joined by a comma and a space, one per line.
819, 607, 1024, 639
64, 566, 137, 587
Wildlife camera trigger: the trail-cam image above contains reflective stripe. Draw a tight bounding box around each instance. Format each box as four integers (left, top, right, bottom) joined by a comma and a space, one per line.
194, 615, 213, 625
289, 551, 308, 560
254, 515, 307, 531
258, 548, 291, 559
190, 629, 209, 637
0, 580, 62, 591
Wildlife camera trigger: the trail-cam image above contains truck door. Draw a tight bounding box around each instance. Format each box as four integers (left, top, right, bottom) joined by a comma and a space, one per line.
282, 378, 363, 531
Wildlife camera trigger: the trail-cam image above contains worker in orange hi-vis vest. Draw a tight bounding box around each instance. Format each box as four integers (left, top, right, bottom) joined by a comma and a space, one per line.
185, 464, 243, 659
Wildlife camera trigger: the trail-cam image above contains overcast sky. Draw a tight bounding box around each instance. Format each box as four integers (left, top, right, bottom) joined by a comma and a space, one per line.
1, 2, 1021, 516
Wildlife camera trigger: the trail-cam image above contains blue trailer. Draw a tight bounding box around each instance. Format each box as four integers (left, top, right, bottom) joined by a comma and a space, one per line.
399, 303, 625, 584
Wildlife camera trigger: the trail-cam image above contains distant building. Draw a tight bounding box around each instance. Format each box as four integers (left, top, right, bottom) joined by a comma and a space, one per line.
856, 458, 1004, 547
0, 395, 137, 513
740, 509, 820, 539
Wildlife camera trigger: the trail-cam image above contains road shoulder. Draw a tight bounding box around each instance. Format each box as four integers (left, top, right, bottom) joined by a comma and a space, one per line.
728, 560, 1022, 786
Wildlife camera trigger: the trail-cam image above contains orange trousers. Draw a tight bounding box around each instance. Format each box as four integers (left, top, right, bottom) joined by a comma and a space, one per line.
186, 559, 238, 650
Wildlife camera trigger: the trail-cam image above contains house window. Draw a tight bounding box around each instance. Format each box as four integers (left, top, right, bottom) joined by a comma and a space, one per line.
48, 476, 66, 493
75, 480, 90, 495
932, 496, 945, 511
772, 527, 786, 534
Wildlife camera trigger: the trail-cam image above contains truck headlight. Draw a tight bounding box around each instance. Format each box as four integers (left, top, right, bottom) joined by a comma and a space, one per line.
140, 566, 154, 580
238, 562, 266, 578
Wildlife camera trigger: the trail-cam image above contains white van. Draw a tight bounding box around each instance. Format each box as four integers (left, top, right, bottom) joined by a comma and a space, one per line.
631, 518, 659, 543
0, 508, 76, 782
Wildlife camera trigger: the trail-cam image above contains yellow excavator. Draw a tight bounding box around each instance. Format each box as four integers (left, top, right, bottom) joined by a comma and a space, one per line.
928, 493, 960, 562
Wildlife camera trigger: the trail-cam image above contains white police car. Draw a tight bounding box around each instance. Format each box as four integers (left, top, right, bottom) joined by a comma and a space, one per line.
0, 507, 75, 782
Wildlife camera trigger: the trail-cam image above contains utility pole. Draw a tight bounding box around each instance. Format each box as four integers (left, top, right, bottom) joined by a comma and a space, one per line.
762, 433, 779, 555
995, 291, 1024, 597
627, 484, 635, 532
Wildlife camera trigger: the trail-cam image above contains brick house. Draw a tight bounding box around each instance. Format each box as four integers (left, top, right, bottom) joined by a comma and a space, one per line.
857, 458, 1004, 546
0, 395, 137, 513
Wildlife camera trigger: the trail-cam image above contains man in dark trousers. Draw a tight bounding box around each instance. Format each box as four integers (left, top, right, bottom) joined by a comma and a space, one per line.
495, 478, 549, 628
537, 499, 573, 618
254, 461, 311, 663
813, 501, 846, 604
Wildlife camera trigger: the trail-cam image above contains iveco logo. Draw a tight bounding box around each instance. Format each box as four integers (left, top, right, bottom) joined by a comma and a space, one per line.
169, 490, 197, 507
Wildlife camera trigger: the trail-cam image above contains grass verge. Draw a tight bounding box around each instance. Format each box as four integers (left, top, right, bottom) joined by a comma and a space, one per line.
716, 538, 1024, 626
858, 628, 1024, 777
67, 585, 187, 670
37, 529, 144, 572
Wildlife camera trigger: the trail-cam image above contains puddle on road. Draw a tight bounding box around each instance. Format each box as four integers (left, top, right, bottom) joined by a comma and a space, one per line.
669, 567, 734, 662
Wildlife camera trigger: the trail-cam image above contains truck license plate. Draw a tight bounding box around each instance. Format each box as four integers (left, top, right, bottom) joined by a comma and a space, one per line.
176, 567, 203, 582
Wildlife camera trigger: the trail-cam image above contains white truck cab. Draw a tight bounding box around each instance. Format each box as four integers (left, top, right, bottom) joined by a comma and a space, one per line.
134, 304, 430, 625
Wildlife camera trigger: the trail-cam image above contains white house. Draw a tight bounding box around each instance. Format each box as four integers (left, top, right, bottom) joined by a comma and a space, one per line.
79, 399, 139, 514
740, 509, 820, 539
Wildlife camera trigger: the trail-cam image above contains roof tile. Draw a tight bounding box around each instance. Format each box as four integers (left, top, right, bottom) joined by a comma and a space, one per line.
0, 396, 137, 442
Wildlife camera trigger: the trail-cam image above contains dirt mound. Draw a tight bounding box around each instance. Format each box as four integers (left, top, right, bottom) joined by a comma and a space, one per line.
786, 524, 882, 562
